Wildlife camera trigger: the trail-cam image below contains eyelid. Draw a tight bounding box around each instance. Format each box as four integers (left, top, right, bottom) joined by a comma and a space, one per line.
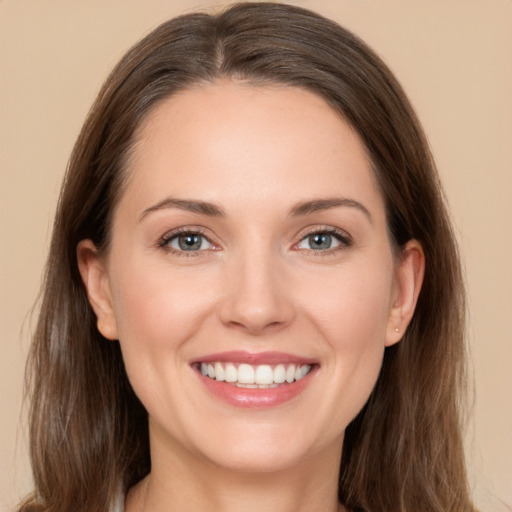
292, 225, 353, 252
158, 226, 219, 255
156, 224, 352, 256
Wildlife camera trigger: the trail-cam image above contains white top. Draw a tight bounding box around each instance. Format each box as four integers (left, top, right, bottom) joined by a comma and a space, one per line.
111, 493, 124, 512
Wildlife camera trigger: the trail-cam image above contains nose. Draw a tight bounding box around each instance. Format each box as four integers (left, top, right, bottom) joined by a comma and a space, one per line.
218, 247, 295, 335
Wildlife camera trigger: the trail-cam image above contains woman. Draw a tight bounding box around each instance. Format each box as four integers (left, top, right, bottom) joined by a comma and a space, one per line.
19, 3, 477, 511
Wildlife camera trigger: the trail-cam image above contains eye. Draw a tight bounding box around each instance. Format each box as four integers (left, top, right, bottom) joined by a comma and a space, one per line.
295, 228, 351, 252
160, 230, 215, 253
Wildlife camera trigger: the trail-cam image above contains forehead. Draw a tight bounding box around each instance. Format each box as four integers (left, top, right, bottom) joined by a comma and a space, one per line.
120, 80, 385, 221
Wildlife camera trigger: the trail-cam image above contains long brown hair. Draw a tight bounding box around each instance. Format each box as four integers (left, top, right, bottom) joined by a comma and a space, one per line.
20, 3, 475, 511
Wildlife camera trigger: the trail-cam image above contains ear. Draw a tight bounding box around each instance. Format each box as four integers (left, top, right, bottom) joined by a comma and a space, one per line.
385, 239, 425, 347
77, 239, 118, 340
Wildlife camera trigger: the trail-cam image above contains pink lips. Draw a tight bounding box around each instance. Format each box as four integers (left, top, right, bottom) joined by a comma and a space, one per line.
192, 351, 318, 409
192, 350, 316, 366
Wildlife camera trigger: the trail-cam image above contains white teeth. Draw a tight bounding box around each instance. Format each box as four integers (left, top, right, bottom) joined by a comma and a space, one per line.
225, 363, 237, 383
274, 364, 286, 384
238, 364, 255, 384
214, 362, 225, 382
255, 364, 274, 385
199, 362, 312, 386
295, 364, 311, 381
285, 365, 295, 383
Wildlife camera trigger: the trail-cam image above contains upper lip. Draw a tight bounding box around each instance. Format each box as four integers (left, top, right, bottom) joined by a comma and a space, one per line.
191, 350, 318, 366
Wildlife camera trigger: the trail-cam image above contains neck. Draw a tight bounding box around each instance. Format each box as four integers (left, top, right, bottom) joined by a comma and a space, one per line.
127, 427, 345, 512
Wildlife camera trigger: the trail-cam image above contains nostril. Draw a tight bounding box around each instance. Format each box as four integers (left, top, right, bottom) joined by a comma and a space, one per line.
223, 316, 290, 335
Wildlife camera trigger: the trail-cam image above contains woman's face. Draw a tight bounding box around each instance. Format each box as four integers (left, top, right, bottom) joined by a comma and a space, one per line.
80, 81, 422, 474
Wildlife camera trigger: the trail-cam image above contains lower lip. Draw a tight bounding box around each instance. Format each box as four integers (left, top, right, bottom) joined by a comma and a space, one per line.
195, 368, 316, 409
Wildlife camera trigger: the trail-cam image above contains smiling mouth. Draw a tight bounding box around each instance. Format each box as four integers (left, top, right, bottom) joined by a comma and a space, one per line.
196, 362, 313, 388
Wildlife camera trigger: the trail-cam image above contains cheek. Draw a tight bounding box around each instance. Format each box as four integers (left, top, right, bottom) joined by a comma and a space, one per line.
108, 256, 220, 380
107, 257, 225, 427
112, 257, 210, 333
303, 257, 394, 344
298, 258, 394, 417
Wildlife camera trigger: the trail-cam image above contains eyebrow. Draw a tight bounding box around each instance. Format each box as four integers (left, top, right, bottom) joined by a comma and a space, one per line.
138, 196, 372, 223
138, 197, 226, 221
289, 197, 372, 223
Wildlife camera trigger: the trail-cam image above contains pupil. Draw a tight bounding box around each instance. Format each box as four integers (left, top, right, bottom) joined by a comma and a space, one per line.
310, 233, 331, 249
179, 234, 201, 251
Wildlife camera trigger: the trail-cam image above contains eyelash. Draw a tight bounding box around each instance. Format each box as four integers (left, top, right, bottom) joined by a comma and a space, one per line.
294, 226, 352, 255
158, 226, 352, 257
158, 227, 216, 257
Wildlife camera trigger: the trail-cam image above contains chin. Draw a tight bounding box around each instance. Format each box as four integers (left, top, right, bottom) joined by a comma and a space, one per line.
201, 441, 317, 474
182, 417, 343, 475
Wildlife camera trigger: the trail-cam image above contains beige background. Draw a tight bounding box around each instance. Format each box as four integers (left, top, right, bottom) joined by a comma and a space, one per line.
1, 1, 511, 510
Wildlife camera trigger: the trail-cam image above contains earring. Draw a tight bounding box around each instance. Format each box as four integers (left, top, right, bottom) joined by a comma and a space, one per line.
395, 327, 400, 333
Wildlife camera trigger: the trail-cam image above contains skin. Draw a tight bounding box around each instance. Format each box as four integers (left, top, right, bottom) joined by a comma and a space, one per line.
78, 80, 424, 512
